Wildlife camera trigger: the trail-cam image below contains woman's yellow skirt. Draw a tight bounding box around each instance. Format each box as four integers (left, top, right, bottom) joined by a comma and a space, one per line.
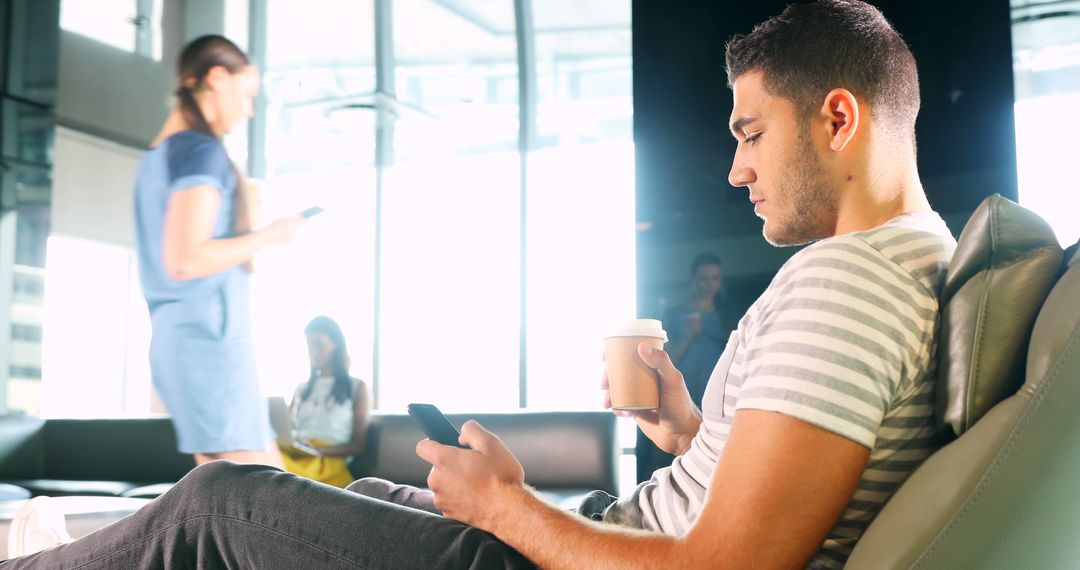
279, 439, 355, 488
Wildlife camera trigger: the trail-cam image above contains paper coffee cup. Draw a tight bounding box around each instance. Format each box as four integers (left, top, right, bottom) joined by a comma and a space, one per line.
605, 319, 668, 410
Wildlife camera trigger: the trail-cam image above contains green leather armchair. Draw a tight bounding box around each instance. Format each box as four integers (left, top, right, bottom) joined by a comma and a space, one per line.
847, 195, 1079, 568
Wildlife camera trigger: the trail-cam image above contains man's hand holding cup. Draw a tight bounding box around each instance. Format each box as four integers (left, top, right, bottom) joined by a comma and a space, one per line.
602, 319, 702, 456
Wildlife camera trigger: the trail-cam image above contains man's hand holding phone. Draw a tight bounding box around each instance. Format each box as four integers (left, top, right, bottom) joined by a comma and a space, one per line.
408, 403, 469, 448
413, 412, 526, 530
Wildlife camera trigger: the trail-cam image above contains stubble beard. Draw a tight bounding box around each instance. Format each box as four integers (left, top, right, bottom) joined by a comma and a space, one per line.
762, 129, 838, 247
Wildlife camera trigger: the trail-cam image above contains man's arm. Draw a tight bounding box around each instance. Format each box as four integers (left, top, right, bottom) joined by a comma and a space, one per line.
419, 409, 869, 569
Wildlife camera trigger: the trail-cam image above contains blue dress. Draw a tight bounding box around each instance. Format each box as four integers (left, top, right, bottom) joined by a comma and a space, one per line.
133, 130, 269, 454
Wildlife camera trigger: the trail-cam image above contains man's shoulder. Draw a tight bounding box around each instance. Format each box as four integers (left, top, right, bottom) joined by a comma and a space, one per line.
781, 212, 956, 296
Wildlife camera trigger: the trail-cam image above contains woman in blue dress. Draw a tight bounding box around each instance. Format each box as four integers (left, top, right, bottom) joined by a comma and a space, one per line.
134, 35, 304, 466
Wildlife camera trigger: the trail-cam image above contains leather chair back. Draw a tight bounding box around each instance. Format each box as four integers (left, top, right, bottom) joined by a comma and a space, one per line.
847, 197, 1078, 568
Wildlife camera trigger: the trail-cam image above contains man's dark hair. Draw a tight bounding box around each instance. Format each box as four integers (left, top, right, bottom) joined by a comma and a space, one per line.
725, 0, 920, 144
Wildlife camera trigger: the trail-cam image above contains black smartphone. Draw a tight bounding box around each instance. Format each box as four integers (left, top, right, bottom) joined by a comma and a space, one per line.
300, 205, 325, 218
407, 403, 469, 448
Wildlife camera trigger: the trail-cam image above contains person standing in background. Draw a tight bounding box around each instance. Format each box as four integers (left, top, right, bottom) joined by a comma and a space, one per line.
134, 35, 305, 467
637, 252, 732, 482
281, 316, 371, 487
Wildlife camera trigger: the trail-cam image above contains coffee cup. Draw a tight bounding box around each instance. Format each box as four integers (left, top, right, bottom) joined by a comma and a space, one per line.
605, 319, 668, 410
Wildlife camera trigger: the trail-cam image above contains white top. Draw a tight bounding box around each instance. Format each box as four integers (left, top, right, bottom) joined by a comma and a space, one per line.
290, 376, 358, 445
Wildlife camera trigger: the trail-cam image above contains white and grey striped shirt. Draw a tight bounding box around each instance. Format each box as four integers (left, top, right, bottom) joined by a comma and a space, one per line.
616, 211, 956, 568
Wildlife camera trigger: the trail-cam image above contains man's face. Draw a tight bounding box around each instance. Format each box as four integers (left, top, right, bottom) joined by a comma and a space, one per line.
728, 71, 838, 246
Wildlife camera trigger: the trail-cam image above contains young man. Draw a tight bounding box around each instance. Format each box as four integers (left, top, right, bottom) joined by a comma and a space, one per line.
5, 1, 955, 568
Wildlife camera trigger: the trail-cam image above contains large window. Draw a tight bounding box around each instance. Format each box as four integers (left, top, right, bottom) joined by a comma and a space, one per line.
248, 0, 379, 399
526, 2, 635, 410
59, 0, 163, 60
1012, 1, 1080, 246
253, 0, 636, 414
378, 0, 522, 412
27, 1, 634, 426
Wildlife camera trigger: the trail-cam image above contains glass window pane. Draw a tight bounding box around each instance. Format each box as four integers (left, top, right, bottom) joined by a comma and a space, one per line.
60, 0, 137, 53
526, 0, 635, 410
1012, 6, 1080, 246
379, 0, 520, 412
533, 2, 632, 148
2, 99, 55, 166
253, 0, 378, 398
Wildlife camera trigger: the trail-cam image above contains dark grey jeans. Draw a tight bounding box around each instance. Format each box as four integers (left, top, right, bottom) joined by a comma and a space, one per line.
0, 462, 537, 569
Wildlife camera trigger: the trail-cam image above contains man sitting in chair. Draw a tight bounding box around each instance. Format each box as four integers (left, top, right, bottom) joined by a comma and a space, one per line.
5, 2, 955, 568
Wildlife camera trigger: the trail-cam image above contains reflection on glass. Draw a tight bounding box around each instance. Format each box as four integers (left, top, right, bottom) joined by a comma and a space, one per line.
250, 0, 379, 398
2, 100, 55, 165
249, 167, 378, 398
20, 0, 61, 104
15, 204, 50, 268
1012, 5, 1080, 245
13, 166, 52, 204
9, 202, 50, 415
534, 25, 633, 147
377, 0, 521, 412
59, 0, 138, 53
379, 154, 521, 412
526, 0, 635, 409
392, 0, 519, 162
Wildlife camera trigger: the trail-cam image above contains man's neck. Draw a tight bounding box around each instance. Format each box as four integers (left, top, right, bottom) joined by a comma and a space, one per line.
833, 156, 930, 235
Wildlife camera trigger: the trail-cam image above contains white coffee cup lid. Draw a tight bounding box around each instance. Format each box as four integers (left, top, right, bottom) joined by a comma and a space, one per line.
606, 318, 668, 342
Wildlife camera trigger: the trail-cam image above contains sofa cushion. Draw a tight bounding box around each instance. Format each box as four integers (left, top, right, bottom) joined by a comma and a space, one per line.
0, 415, 45, 479
120, 482, 176, 499
935, 194, 1063, 439
0, 483, 30, 500
42, 418, 195, 482
4, 479, 138, 497
355, 411, 617, 494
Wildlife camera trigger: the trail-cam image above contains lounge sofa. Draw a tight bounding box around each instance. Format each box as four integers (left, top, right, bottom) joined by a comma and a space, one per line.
0, 410, 617, 507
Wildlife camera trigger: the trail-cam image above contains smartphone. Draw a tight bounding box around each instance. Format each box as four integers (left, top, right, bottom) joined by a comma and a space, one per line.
300, 205, 325, 218
407, 403, 469, 448
291, 439, 321, 456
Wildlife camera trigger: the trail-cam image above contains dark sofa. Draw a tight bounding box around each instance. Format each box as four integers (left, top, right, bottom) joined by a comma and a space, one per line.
0, 410, 618, 506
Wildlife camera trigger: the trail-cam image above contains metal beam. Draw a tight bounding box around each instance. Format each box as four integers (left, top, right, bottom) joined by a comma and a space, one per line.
246, 0, 268, 178
0, 207, 13, 413
371, 0, 395, 410
514, 0, 536, 408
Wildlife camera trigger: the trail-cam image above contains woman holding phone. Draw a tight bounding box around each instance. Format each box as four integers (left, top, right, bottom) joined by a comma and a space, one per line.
281, 316, 370, 487
134, 35, 304, 467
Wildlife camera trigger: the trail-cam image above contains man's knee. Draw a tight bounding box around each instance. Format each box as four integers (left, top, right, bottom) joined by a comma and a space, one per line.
175, 460, 267, 497
345, 476, 393, 498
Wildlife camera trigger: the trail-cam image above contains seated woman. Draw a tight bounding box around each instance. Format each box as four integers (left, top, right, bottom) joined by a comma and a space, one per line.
280, 315, 370, 487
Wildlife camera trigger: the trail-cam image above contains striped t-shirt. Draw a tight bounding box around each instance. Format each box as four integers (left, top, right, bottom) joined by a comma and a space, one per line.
615, 211, 956, 568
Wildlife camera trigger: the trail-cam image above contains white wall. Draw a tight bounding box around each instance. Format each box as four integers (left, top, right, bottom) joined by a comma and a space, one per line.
51, 127, 142, 247
56, 31, 171, 147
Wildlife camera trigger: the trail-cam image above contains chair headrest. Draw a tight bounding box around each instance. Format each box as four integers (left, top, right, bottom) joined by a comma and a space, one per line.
935, 194, 1063, 439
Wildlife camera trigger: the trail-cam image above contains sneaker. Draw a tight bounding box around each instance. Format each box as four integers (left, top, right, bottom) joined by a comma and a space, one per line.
7, 496, 74, 558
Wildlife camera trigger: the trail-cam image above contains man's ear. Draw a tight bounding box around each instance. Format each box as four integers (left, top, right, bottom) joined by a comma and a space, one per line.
818, 88, 860, 152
